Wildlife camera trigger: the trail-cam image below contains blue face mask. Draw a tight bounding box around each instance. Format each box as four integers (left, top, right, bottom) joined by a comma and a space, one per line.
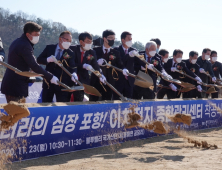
156, 48, 159, 53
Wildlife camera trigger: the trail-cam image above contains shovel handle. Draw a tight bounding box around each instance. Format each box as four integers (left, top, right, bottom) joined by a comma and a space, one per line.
57, 81, 71, 89
0, 61, 21, 72
53, 57, 83, 86
175, 69, 197, 82
90, 67, 127, 100
107, 64, 136, 78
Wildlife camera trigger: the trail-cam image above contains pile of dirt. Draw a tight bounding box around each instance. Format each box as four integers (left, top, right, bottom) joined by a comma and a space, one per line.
140, 121, 169, 134
175, 130, 218, 149
124, 104, 142, 129
167, 113, 192, 126
0, 101, 30, 130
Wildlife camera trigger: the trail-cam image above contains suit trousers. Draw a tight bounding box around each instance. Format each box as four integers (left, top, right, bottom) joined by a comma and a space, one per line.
42, 85, 70, 102
133, 85, 155, 99
156, 87, 176, 99
113, 78, 133, 100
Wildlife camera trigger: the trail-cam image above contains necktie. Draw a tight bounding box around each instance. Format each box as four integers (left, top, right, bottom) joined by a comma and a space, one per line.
56, 49, 62, 60
173, 63, 176, 67
148, 57, 151, 63
81, 51, 84, 63
105, 49, 108, 55
125, 49, 128, 55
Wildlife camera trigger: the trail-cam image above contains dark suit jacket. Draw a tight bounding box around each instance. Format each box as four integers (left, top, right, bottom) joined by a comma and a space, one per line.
114, 45, 144, 87
70, 45, 100, 85
183, 59, 200, 85
164, 59, 197, 87
1, 34, 53, 97
134, 51, 163, 91
37, 44, 76, 89
91, 46, 124, 86
211, 61, 222, 79
197, 56, 214, 83
0, 37, 5, 58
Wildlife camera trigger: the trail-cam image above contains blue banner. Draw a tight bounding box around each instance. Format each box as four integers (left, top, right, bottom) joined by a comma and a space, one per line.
0, 99, 222, 162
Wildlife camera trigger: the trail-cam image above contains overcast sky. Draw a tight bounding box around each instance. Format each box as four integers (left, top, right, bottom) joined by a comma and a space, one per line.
1, 0, 222, 61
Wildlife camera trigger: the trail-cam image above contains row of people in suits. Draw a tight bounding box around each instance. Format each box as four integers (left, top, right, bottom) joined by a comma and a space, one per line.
1, 21, 222, 104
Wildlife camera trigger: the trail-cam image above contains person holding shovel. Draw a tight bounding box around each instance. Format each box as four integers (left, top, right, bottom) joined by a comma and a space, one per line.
69, 32, 102, 101
208, 51, 222, 98
197, 48, 216, 98
1, 22, 58, 103
37, 31, 77, 102
89, 29, 128, 101
182, 51, 202, 98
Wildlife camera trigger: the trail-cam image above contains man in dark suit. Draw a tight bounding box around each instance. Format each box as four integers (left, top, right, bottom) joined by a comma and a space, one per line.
197, 48, 216, 98
37, 31, 77, 102
156, 49, 175, 99
163, 49, 201, 99
209, 50, 222, 98
89, 29, 128, 101
70, 32, 101, 101
182, 51, 202, 98
113, 31, 144, 99
1, 22, 57, 103
0, 37, 5, 60
133, 41, 171, 99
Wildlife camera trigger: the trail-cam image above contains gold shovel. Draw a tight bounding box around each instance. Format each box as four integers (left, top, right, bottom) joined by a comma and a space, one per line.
98, 59, 153, 88
0, 61, 43, 77
52, 56, 101, 97
136, 55, 195, 88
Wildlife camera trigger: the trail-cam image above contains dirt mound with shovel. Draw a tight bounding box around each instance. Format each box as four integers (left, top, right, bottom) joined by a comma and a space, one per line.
0, 101, 30, 130
167, 113, 192, 126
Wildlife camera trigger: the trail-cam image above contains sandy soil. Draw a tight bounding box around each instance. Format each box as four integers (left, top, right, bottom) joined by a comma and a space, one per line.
3, 127, 222, 170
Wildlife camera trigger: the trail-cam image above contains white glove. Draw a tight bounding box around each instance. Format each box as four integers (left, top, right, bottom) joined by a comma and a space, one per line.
212, 77, 217, 83
129, 50, 139, 57
71, 72, 78, 83
50, 76, 59, 85
195, 76, 202, 84
83, 63, 93, 71
171, 67, 176, 72
0, 55, 3, 62
167, 75, 173, 79
147, 64, 154, 70
123, 68, 129, 76
141, 66, 146, 70
197, 85, 202, 92
162, 71, 173, 79
169, 83, 177, 91
100, 75, 106, 84
97, 59, 104, 66
199, 68, 205, 73
47, 55, 55, 63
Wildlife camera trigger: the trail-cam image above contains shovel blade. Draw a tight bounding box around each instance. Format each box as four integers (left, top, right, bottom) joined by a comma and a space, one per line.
15, 71, 43, 77
61, 86, 84, 92
180, 87, 195, 93
136, 71, 153, 87
179, 81, 195, 88
83, 83, 102, 97
206, 87, 218, 94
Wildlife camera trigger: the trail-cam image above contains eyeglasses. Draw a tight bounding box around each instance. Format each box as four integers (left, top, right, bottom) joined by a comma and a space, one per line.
61, 37, 71, 42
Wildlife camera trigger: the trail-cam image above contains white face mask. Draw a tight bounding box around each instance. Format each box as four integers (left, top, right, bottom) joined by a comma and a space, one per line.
205, 54, 210, 60
149, 51, 156, 57
62, 41, 71, 49
191, 59, 197, 64
176, 57, 182, 63
125, 40, 133, 48
212, 57, 217, 62
30, 35, 39, 44
163, 58, 168, 63
83, 43, 92, 51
